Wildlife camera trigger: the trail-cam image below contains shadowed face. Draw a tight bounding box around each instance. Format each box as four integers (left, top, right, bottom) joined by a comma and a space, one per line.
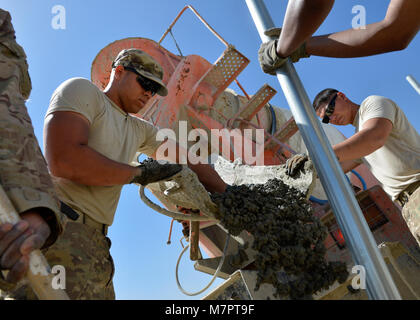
316, 93, 354, 126
113, 66, 155, 114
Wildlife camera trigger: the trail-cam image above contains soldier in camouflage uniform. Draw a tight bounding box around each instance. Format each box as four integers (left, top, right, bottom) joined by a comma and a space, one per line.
0, 9, 115, 300
0, 9, 126, 299
0, 9, 64, 295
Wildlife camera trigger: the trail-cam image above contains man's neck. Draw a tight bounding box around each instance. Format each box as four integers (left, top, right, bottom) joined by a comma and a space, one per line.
103, 87, 126, 114
349, 102, 360, 125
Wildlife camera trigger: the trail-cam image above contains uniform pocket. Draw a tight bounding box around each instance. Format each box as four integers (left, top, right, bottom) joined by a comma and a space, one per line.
105, 237, 115, 287
1, 40, 26, 58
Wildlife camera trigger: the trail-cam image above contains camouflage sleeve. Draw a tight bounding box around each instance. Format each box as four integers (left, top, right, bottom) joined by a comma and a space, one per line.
0, 9, 65, 249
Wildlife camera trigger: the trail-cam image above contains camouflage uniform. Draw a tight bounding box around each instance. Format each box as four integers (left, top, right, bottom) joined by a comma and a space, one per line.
0, 9, 64, 294
400, 184, 420, 247
3, 221, 115, 300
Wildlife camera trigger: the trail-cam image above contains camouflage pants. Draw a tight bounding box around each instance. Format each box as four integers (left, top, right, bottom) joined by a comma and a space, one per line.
402, 187, 420, 247
1, 221, 116, 300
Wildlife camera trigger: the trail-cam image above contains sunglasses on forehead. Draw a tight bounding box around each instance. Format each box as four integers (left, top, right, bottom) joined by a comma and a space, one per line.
322, 93, 338, 124
124, 66, 160, 96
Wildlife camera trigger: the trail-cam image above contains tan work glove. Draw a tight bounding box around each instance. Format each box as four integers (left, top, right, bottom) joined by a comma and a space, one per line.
130, 158, 183, 186
285, 153, 309, 177
258, 28, 310, 75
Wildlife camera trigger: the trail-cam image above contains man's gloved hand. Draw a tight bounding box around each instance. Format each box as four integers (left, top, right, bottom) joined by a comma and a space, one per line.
130, 158, 183, 186
258, 28, 310, 75
285, 153, 309, 177
0, 210, 51, 285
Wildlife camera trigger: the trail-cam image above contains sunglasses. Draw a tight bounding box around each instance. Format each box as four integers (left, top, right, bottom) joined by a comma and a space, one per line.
322, 93, 338, 124
124, 66, 160, 96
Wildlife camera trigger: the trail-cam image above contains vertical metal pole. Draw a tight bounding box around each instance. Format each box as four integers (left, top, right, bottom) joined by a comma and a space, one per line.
406, 75, 420, 95
245, 0, 401, 300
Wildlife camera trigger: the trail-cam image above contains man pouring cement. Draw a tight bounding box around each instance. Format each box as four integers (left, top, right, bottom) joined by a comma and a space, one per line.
2, 48, 226, 300
287, 89, 420, 246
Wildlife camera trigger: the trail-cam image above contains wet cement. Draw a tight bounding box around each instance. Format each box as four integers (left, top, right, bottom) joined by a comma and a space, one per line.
210, 178, 348, 299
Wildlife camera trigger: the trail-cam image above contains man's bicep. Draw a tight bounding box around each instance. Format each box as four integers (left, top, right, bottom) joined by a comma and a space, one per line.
361, 117, 393, 140
44, 111, 90, 164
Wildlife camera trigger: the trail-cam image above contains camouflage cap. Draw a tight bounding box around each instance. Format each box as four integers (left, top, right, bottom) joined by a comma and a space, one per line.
112, 48, 168, 96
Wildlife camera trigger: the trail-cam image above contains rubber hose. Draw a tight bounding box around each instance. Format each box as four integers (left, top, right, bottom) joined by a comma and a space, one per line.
350, 169, 367, 191
139, 185, 219, 222
175, 233, 230, 296
268, 103, 277, 135
309, 169, 367, 205
309, 195, 328, 205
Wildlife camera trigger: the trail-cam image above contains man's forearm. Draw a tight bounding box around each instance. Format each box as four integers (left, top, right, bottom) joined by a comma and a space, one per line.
306, 21, 403, 58
333, 130, 384, 163
188, 163, 227, 194
50, 144, 138, 186
277, 0, 334, 57
305, 0, 420, 58
340, 159, 360, 174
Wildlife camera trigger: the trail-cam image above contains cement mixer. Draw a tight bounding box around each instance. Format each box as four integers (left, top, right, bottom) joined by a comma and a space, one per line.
91, 5, 420, 300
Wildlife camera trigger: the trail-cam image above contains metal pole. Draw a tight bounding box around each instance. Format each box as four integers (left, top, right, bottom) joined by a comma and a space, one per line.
245, 0, 401, 300
406, 75, 420, 95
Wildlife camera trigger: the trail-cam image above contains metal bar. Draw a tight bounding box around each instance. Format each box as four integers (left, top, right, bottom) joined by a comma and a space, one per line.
245, 0, 401, 300
266, 118, 299, 150
234, 79, 251, 100
406, 75, 420, 95
159, 5, 254, 126
189, 220, 201, 261
158, 5, 229, 47
231, 84, 276, 122
234, 78, 263, 127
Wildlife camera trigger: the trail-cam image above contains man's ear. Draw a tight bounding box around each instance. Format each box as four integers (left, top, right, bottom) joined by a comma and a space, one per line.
113, 65, 124, 80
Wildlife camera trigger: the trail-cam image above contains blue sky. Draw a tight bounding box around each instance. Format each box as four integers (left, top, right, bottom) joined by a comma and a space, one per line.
2, 0, 419, 300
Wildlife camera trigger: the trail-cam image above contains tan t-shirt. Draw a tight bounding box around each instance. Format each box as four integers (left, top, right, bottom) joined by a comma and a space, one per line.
353, 95, 420, 201
46, 77, 162, 225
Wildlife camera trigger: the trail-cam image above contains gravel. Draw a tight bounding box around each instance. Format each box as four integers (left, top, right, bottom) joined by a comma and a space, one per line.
210, 178, 348, 299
